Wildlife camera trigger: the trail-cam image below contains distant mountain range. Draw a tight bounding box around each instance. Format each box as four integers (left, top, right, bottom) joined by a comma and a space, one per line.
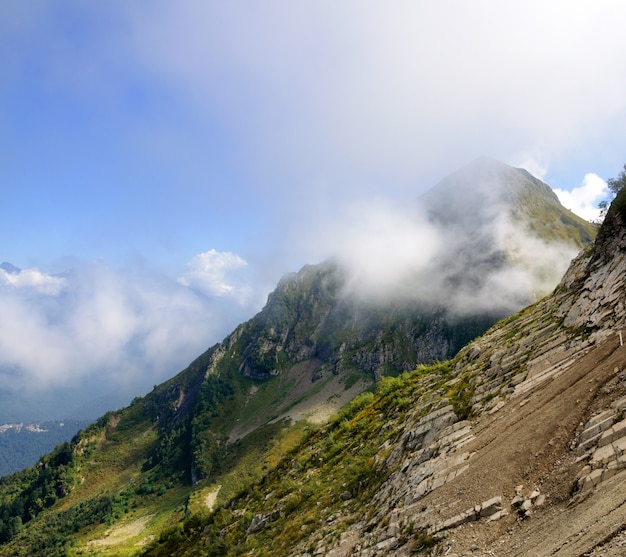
0, 262, 20, 275
0, 420, 90, 477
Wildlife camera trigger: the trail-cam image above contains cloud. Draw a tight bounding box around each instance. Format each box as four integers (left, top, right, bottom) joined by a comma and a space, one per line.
177, 249, 249, 299
511, 153, 550, 181
554, 174, 609, 222
313, 199, 442, 300
2, 2, 624, 418
0, 254, 260, 407
444, 215, 579, 315
0, 267, 66, 295
317, 189, 579, 317
116, 1, 626, 196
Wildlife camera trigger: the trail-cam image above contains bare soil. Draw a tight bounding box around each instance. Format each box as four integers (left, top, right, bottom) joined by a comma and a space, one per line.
423, 336, 626, 556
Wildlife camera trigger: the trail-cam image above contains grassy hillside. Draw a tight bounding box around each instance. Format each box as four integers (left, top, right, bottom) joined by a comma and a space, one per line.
423, 157, 597, 247
140, 360, 464, 557
0, 391, 313, 556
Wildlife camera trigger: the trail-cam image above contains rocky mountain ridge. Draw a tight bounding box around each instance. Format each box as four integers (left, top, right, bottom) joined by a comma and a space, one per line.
0, 160, 603, 556
187, 159, 594, 435
134, 159, 595, 476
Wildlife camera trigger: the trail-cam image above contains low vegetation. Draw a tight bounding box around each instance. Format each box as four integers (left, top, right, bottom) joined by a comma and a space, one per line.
0, 355, 467, 557
3, 160, 623, 556
141, 359, 464, 557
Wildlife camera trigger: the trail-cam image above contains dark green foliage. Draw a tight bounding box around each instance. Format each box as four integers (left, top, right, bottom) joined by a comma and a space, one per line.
610, 176, 626, 223
599, 164, 626, 220
189, 374, 236, 481
591, 167, 626, 265
0, 442, 75, 543
411, 530, 437, 553
607, 164, 626, 197
143, 369, 242, 485
142, 361, 461, 557
142, 422, 191, 482
2, 494, 128, 557
447, 376, 475, 420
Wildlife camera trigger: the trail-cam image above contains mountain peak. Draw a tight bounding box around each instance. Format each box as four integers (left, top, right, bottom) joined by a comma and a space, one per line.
422, 157, 596, 247
0, 160, 608, 556
423, 157, 559, 211
0, 262, 21, 275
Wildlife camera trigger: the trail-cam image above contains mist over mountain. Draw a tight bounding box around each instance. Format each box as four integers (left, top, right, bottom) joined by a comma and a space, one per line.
0, 263, 20, 275
214, 159, 594, 413
331, 158, 594, 314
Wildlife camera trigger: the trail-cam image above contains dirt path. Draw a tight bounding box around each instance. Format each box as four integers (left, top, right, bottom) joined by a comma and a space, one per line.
205, 485, 221, 511
424, 338, 626, 556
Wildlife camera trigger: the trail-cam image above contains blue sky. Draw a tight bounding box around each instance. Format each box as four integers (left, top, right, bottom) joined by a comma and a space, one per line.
1, 1, 626, 417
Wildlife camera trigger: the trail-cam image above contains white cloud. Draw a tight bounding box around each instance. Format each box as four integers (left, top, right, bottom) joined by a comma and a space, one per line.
511, 153, 550, 181
3, 1, 625, 418
177, 249, 249, 299
313, 191, 578, 317
554, 173, 609, 222
0, 257, 260, 401
0, 267, 66, 295
316, 199, 442, 300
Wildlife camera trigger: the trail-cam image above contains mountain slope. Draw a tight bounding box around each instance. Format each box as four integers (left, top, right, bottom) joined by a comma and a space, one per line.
140, 176, 626, 556
200, 158, 595, 438
0, 159, 599, 556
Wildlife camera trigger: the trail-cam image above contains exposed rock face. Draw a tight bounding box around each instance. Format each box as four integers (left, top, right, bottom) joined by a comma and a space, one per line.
557, 201, 626, 337
574, 395, 626, 493
232, 261, 494, 383
140, 160, 598, 465
0, 164, 617, 557
217, 158, 597, 387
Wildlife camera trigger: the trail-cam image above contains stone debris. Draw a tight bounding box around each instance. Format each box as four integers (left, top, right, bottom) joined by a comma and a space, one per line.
575, 403, 626, 494
509, 486, 545, 518
246, 509, 281, 534
428, 496, 506, 534
302, 210, 626, 557
322, 403, 478, 556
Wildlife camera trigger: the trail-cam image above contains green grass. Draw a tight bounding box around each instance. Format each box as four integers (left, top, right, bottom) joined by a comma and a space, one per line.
140, 360, 464, 557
